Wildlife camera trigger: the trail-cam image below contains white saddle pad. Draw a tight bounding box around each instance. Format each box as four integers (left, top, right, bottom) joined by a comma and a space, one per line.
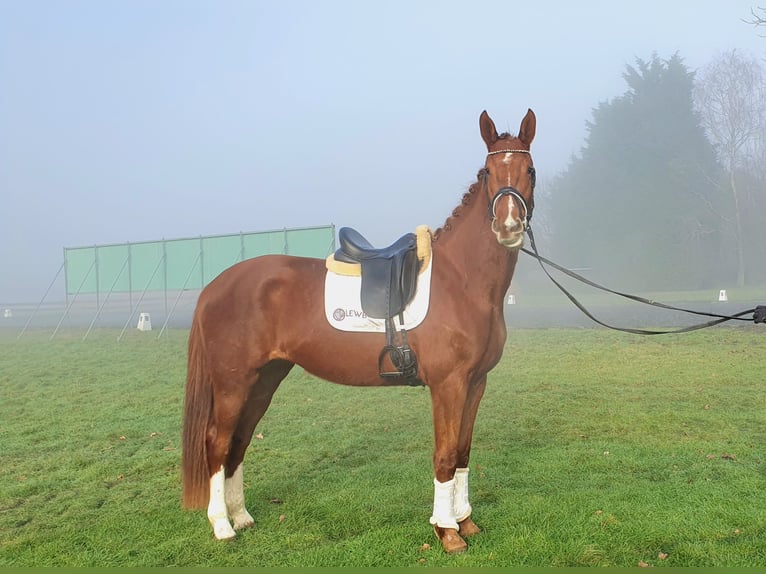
324, 256, 433, 332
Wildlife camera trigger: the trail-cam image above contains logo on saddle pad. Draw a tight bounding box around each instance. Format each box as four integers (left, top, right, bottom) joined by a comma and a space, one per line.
331, 307, 369, 322
324, 225, 433, 333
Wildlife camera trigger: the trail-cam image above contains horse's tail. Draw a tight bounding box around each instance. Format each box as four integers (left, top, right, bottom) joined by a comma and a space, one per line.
182, 315, 212, 509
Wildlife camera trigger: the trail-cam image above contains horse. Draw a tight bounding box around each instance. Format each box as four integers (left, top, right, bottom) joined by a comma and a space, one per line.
182, 108, 537, 553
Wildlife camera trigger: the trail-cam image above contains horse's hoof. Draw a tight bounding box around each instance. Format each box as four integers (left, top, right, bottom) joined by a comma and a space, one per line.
458, 517, 481, 537
231, 511, 255, 531
211, 518, 237, 540
433, 525, 468, 554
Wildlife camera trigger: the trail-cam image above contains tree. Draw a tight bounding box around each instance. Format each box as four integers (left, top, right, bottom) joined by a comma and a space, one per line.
547, 54, 724, 291
693, 50, 766, 287
745, 7, 766, 27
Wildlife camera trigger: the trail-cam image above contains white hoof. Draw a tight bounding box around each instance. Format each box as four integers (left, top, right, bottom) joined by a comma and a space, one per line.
231, 510, 255, 531
211, 518, 237, 540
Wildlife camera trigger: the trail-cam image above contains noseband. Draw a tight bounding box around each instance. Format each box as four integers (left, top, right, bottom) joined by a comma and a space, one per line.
484, 149, 535, 230
490, 187, 530, 229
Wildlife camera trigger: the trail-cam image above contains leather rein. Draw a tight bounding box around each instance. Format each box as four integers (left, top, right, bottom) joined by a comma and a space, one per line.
482, 150, 766, 333
521, 224, 766, 334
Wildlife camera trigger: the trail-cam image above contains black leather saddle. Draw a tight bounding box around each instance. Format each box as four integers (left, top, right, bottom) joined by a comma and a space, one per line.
334, 227, 421, 319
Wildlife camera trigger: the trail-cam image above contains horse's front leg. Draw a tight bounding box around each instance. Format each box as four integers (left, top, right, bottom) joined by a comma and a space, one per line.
429, 378, 470, 554
454, 375, 487, 538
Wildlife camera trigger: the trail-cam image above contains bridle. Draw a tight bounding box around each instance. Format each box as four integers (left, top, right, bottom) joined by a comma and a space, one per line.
484, 149, 536, 230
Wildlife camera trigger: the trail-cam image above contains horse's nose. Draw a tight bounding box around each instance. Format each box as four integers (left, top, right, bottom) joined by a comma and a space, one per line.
505, 217, 524, 233
499, 209, 524, 234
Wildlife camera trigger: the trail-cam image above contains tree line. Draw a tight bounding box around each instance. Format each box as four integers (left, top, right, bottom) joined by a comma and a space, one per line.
535, 49, 766, 292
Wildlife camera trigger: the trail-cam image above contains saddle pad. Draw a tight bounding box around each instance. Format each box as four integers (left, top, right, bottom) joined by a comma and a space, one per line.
324, 255, 432, 332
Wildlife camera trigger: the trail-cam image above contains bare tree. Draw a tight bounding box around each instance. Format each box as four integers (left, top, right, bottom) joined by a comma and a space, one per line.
745, 6, 766, 27
694, 50, 766, 286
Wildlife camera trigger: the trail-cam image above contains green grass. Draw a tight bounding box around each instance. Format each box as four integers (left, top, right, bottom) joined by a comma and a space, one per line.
1, 326, 765, 566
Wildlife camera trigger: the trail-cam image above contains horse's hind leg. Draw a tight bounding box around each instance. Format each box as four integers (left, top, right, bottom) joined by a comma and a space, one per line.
208, 359, 294, 538
224, 461, 252, 531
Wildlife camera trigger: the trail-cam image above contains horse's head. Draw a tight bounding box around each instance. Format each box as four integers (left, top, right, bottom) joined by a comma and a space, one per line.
479, 109, 536, 250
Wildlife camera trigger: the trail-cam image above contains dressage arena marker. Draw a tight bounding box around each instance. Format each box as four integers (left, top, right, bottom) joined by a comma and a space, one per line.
137, 312, 152, 331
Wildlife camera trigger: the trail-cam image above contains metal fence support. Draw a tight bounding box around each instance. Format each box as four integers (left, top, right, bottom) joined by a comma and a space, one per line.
50, 259, 96, 340
157, 250, 202, 339
83, 252, 131, 341
17, 262, 65, 340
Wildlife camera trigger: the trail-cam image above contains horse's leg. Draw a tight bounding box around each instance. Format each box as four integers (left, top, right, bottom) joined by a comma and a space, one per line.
207, 465, 234, 540
454, 375, 487, 538
224, 463, 251, 531
429, 378, 470, 554
224, 360, 294, 531
205, 360, 291, 540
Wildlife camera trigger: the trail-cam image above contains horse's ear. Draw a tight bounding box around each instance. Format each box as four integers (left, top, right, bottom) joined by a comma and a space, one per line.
479, 110, 498, 149
518, 108, 536, 147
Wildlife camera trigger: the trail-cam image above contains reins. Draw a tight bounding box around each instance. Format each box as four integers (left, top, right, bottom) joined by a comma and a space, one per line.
520, 226, 766, 334
481, 150, 765, 333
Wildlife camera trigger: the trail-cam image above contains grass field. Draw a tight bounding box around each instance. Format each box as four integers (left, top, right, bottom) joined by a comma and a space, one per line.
1, 326, 765, 567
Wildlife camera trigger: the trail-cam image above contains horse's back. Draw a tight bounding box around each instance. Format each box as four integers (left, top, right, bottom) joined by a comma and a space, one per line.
198, 254, 323, 310
192, 253, 326, 348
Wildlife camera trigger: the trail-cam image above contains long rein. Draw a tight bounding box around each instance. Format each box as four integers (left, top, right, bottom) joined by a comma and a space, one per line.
520, 226, 766, 334
481, 151, 764, 333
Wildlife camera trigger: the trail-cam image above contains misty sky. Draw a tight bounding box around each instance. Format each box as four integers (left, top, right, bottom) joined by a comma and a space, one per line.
1, 1, 764, 303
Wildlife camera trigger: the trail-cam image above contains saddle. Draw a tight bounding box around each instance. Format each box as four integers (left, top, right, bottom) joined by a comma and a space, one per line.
335, 227, 420, 319
333, 227, 423, 382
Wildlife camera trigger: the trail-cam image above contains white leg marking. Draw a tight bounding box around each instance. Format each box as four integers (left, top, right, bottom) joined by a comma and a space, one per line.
208, 466, 236, 540
225, 463, 255, 530
429, 477, 459, 530
453, 467, 472, 521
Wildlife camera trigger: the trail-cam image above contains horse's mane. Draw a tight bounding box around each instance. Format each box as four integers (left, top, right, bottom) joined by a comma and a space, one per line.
432, 169, 485, 241
432, 132, 514, 241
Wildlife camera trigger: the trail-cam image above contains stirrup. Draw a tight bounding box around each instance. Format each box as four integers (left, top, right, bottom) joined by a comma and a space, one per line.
377, 317, 421, 383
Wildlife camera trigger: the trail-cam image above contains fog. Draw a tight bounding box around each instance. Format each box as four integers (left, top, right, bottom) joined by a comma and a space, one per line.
2, 1, 764, 320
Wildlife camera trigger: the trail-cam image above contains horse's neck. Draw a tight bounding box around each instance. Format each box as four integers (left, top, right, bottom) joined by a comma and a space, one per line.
433, 190, 518, 300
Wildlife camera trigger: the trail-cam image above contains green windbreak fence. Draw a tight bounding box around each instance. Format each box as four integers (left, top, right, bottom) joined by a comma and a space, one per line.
64, 225, 336, 296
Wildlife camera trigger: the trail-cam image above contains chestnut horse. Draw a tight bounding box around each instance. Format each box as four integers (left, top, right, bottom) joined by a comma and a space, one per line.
182, 108, 537, 553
